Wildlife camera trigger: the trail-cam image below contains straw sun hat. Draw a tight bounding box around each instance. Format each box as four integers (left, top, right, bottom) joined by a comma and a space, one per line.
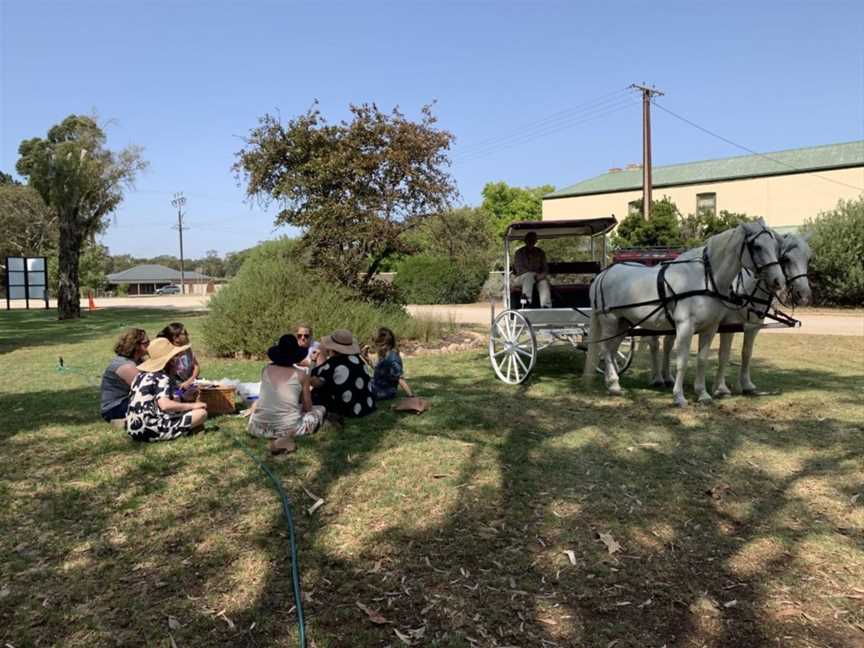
320, 329, 360, 355
137, 338, 191, 373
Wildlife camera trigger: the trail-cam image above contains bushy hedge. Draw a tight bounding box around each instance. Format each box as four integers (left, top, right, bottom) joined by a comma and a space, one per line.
805, 198, 864, 306
394, 254, 488, 304
201, 238, 413, 357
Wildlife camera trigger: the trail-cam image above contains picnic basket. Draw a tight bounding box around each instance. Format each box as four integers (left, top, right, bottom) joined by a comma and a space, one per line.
197, 385, 237, 414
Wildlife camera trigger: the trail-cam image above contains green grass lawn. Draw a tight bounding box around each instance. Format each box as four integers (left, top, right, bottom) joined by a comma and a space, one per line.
1, 308, 862, 647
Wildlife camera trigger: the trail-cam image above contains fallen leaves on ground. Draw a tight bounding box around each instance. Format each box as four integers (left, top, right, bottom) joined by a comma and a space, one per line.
357, 601, 390, 625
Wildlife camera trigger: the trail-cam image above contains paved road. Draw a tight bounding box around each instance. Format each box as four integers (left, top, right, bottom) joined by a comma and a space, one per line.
7, 295, 211, 311
9, 296, 862, 336
407, 303, 864, 337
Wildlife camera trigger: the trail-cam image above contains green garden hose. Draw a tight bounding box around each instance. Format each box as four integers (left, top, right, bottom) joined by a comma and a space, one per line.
224, 431, 307, 647
55, 358, 307, 646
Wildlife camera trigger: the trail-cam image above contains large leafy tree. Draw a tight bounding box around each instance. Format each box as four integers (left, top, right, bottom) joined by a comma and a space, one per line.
0, 177, 58, 265
481, 181, 555, 238
16, 115, 147, 319
234, 102, 457, 300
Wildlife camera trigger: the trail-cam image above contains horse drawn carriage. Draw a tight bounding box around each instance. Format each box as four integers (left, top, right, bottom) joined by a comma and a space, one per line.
489, 216, 810, 405
488, 216, 633, 384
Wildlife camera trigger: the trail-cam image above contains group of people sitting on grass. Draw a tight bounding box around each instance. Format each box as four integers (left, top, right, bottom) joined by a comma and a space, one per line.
99, 322, 415, 451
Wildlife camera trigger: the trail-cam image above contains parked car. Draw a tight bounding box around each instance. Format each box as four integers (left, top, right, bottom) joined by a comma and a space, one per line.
155, 284, 181, 295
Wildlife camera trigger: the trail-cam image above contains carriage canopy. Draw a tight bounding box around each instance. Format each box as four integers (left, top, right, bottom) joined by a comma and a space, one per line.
504, 216, 618, 241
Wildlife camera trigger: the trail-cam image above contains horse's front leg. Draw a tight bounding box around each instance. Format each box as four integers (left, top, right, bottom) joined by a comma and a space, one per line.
602, 335, 624, 396
694, 327, 718, 404
739, 325, 760, 394
713, 332, 734, 397
647, 337, 665, 387
671, 320, 694, 407
662, 334, 675, 386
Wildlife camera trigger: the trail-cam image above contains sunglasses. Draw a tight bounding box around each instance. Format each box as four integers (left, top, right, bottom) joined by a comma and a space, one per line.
297, 333, 310, 339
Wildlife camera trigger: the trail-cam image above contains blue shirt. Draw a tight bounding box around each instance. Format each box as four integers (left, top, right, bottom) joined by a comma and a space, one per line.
371, 350, 403, 400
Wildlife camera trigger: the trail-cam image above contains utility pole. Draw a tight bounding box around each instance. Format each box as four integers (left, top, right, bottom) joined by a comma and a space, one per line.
630, 83, 664, 220
171, 192, 187, 295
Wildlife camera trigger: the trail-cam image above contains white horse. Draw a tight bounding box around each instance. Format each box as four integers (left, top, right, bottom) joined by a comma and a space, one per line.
583, 219, 787, 406
648, 233, 812, 396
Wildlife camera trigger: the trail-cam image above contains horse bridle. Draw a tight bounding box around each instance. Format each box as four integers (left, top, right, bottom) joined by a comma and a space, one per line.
739, 226, 782, 276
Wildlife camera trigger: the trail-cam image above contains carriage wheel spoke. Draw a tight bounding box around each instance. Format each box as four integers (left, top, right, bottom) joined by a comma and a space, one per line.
505, 353, 513, 382
495, 319, 509, 340
514, 351, 529, 376
515, 346, 533, 359
512, 321, 526, 340
512, 353, 522, 382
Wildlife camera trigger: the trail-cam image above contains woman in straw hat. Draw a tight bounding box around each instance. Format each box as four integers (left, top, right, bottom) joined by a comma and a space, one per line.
126, 338, 208, 442
310, 329, 376, 418
248, 334, 327, 454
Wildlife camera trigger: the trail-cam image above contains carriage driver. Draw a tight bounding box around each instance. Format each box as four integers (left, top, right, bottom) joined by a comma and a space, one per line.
514, 231, 552, 308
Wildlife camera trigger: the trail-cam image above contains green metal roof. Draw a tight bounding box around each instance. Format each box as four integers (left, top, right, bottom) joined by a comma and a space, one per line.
545, 140, 864, 199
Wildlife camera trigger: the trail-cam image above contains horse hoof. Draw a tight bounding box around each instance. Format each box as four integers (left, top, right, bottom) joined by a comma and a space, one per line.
608, 387, 623, 396
741, 387, 758, 396
664, 379, 675, 388
698, 393, 713, 404
713, 388, 731, 398
651, 379, 667, 388
673, 395, 688, 407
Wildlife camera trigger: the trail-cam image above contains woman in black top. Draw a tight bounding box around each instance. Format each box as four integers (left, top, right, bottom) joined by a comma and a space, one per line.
310, 329, 375, 418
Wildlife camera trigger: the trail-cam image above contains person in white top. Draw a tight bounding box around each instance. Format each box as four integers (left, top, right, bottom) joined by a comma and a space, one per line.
247, 334, 326, 454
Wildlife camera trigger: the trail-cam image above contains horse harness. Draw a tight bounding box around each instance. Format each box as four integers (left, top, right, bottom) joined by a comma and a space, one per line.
593, 225, 798, 338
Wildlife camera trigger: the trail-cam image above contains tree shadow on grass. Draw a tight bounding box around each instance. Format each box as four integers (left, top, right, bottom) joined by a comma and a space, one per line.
2, 344, 862, 647
230, 348, 864, 647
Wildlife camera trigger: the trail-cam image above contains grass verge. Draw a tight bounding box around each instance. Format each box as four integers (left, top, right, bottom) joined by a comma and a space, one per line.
1, 308, 862, 647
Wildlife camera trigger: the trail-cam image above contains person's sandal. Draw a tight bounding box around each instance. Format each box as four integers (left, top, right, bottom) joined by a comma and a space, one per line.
269, 436, 296, 455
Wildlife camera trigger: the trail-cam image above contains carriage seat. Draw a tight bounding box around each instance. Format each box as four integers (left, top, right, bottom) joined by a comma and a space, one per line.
510, 260, 599, 309
547, 261, 601, 275
511, 284, 592, 309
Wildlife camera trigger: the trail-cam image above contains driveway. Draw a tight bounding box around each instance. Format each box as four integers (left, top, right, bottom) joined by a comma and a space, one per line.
407, 303, 864, 337
8, 297, 861, 336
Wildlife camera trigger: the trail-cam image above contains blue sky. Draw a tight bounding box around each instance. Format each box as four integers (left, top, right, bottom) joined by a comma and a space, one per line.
2, 1, 862, 258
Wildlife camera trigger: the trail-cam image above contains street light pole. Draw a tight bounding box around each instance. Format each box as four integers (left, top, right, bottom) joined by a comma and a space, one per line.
630, 83, 664, 220
171, 193, 187, 295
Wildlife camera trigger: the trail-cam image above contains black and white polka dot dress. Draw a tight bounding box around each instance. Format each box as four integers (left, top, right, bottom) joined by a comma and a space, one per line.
311, 354, 376, 417
126, 371, 194, 442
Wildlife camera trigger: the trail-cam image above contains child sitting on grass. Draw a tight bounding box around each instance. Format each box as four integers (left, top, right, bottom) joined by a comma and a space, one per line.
156, 322, 200, 395
365, 327, 414, 400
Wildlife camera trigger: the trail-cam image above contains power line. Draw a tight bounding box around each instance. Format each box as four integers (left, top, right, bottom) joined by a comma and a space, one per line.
454, 87, 631, 157
453, 95, 636, 162
453, 98, 639, 164
653, 101, 864, 192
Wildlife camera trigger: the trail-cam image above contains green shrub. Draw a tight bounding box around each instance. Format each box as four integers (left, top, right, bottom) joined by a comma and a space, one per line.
116, 284, 128, 297
394, 254, 488, 304
201, 238, 416, 357
804, 197, 864, 306
611, 196, 683, 248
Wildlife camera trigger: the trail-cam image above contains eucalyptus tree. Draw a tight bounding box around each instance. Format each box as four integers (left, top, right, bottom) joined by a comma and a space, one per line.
16, 115, 147, 319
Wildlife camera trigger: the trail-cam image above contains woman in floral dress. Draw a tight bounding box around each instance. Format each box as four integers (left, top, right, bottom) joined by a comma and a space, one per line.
126, 338, 208, 442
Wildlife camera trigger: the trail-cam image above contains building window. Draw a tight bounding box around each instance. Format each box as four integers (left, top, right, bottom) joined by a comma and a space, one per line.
628, 200, 641, 217
696, 192, 716, 217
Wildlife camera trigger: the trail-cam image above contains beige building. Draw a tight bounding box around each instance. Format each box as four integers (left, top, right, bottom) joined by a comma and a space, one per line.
542, 140, 864, 231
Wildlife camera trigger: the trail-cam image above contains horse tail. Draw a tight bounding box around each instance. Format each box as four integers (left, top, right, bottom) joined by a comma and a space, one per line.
583, 281, 601, 382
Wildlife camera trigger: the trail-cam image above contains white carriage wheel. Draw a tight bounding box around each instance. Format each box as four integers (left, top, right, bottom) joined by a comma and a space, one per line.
489, 310, 536, 384
596, 334, 635, 375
